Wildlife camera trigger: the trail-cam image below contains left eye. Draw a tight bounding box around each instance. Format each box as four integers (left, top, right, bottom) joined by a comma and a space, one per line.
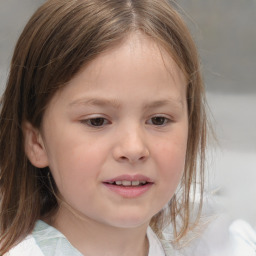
147, 116, 170, 126
82, 118, 109, 127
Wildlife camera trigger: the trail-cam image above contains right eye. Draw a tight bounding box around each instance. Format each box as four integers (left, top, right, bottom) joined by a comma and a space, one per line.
81, 117, 110, 127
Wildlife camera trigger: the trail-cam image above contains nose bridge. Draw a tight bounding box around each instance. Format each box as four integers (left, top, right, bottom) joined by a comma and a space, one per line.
125, 123, 144, 147
113, 121, 149, 163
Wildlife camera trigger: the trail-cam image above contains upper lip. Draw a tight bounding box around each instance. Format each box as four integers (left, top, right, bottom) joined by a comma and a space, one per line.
103, 174, 153, 183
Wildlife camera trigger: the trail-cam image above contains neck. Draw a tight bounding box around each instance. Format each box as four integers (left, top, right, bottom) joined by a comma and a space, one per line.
48, 205, 149, 256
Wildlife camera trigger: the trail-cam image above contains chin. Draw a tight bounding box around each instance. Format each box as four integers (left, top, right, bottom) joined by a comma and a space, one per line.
105, 212, 152, 229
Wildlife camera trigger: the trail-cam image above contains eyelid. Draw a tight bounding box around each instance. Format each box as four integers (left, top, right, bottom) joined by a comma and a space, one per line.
149, 114, 173, 120
146, 114, 173, 126
80, 115, 112, 127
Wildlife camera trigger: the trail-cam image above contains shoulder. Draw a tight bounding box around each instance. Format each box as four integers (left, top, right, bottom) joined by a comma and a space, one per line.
229, 219, 256, 256
185, 217, 256, 256
4, 235, 44, 256
147, 227, 183, 256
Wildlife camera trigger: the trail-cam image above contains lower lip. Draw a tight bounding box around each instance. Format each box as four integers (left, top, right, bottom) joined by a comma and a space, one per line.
103, 183, 153, 198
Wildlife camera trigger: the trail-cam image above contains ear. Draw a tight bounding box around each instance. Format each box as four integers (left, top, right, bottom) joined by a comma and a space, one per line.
23, 122, 49, 168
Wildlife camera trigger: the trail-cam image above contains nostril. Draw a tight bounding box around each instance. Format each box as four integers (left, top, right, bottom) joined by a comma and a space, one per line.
120, 154, 148, 163
138, 155, 146, 161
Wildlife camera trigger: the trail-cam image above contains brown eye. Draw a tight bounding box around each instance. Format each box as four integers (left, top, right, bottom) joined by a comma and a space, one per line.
82, 118, 109, 127
149, 116, 169, 126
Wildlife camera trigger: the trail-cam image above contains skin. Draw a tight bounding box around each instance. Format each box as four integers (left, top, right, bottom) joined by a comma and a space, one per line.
24, 33, 188, 256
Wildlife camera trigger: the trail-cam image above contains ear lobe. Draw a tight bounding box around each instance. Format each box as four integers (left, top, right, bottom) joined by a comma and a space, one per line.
23, 122, 49, 168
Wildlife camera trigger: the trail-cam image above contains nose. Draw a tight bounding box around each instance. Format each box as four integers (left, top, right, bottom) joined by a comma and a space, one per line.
112, 125, 150, 164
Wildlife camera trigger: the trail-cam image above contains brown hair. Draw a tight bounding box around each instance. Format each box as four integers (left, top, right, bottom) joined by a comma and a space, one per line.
0, 0, 207, 253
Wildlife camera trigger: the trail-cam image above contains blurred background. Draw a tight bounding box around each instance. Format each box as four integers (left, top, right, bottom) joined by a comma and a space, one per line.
0, 0, 255, 229
178, 0, 256, 226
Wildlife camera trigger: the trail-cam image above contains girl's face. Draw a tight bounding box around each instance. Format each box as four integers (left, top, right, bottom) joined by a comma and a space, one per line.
31, 33, 188, 230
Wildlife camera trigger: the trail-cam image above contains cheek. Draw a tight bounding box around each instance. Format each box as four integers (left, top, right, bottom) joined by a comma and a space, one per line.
158, 145, 186, 179
158, 130, 187, 166
47, 137, 109, 191
155, 134, 187, 190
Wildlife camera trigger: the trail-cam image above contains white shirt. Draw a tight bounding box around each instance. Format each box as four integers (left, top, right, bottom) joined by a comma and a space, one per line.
10, 219, 256, 256
6, 220, 169, 256
229, 219, 256, 256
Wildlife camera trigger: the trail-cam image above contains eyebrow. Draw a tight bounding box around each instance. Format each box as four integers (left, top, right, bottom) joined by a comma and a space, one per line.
142, 99, 184, 110
69, 98, 122, 109
69, 97, 184, 110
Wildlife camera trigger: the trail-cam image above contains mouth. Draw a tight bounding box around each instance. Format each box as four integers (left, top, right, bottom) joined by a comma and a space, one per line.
103, 180, 150, 187
102, 175, 153, 198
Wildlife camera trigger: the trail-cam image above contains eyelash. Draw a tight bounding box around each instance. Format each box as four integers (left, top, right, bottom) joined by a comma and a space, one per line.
80, 117, 111, 127
80, 115, 172, 128
146, 116, 171, 126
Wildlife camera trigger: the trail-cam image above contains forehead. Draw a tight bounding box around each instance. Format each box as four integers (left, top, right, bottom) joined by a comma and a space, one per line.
49, 32, 187, 110
74, 32, 186, 89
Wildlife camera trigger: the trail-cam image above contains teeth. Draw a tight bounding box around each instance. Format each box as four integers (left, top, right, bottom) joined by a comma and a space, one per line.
122, 180, 132, 186
111, 180, 148, 186
132, 181, 140, 186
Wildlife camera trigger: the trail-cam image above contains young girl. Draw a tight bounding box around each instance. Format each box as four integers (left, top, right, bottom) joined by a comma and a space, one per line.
0, 0, 208, 255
